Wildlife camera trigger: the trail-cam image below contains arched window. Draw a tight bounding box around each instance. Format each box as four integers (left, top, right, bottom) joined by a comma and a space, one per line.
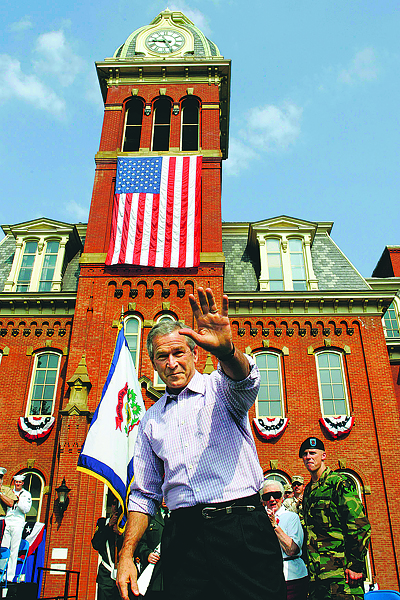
383, 302, 400, 338
255, 352, 284, 417
27, 352, 61, 416
316, 351, 349, 416
154, 314, 175, 388
123, 98, 144, 152
16, 471, 45, 525
263, 471, 290, 488
125, 316, 142, 370
39, 240, 59, 292
17, 241, 38, 292
181, 97, 199, 151
152, 98, 171, 151
266, 238, 284, 291
289, 238, 307, 291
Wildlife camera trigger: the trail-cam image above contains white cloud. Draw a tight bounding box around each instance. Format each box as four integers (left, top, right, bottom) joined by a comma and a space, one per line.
33, 30, 84, 86
168, 2, 212, 36
9, 16, 33, 32
66, 200, 89, 221
338, 48, 378, 84
0, 54, 66, 116
224, 139, 257, 176
240, 102, 302, 152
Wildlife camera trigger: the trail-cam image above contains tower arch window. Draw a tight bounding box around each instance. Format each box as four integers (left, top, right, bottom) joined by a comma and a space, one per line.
289, 238, 307, 291
27, 352, 61, 416
15, 470, 45, 525
123, 98, 144, 152
383, 302, 400, 338
255, 352, 284, 417
181, 97, 199, 151
39, 240, 59, 292
266, 238, 284, 291
124, 316, 142, 370
152, 98, 172, 151
17, 241, 38, 292
316, 351, 349, 416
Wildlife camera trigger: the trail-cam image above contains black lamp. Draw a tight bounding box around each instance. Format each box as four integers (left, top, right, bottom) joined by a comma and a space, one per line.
55, 478, 71, 516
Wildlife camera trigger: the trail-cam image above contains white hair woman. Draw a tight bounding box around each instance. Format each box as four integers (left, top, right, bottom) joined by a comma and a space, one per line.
262, 480, 308, 600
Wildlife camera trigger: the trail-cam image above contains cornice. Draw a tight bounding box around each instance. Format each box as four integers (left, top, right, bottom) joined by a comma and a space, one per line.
226, 290, 395, 317
0, 293, 75, 316
94, 150, 222, 165
79, 252, 224, 265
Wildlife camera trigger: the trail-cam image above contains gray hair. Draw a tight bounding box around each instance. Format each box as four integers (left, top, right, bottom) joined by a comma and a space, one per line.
147, 320, 196, 361
262, 479, 285, 496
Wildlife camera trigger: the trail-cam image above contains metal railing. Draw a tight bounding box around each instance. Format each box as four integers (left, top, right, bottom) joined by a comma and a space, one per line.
36, 567, 80, 600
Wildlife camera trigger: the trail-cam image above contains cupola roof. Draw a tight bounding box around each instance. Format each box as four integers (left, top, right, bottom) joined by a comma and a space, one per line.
112, 8, 221, 60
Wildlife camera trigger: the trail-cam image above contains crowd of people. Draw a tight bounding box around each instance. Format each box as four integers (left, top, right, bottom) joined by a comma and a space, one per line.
90, 286, 372, 600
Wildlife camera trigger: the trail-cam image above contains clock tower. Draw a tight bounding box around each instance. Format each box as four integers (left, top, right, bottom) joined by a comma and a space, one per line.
44, 11, 231, 599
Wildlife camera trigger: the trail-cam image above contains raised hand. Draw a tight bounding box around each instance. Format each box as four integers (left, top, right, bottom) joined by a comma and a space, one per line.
179, 287, 233, 359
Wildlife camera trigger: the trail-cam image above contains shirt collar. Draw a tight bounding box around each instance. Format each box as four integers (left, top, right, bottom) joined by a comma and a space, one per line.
162, 370, 205, 406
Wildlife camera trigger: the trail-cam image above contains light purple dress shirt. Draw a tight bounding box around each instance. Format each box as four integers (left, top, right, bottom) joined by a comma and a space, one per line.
128, 357, 262, 516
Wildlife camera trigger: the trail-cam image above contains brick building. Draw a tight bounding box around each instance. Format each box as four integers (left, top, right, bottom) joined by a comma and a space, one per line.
1, 9, 400, 598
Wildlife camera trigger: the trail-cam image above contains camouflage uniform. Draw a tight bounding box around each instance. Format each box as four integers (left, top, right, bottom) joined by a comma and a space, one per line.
303, 467, 371, 600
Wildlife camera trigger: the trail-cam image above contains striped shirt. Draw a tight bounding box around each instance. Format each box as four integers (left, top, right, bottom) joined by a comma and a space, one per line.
128, 358, 262, 516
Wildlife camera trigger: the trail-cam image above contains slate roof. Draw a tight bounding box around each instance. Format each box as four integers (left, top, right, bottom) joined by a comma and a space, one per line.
222, 234, 259, 293
311, 233, 370, 291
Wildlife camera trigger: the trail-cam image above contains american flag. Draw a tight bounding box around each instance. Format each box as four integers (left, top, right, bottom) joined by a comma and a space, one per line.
106, 155, 202, 268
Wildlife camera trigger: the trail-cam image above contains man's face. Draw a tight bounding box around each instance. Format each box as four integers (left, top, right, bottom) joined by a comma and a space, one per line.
302, 449, 326, 473
14, 480, 23, 492
262, 484, 283, 512
292, 482, 304, 497
151, 332, 198, 393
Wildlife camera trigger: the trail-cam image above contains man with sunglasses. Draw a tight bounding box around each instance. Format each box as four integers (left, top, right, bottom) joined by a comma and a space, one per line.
300, 437, 371, 600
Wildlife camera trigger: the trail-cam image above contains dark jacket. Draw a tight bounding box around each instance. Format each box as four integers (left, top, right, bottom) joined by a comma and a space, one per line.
135, 508, 165, 592
92, 517, 123, 568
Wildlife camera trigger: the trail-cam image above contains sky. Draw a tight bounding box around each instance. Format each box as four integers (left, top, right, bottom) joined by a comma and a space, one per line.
0, 0, 399, 277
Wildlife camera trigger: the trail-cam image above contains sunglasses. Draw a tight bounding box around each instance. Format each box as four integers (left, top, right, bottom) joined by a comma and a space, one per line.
262, 491, 282, 501
292, 482, 303, 486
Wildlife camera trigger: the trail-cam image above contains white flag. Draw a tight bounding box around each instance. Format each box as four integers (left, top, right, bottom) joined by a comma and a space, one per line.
77, 324, 145, 528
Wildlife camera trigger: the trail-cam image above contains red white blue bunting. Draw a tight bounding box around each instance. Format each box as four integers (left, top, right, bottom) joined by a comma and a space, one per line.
18, 416, 55, 441
253, 417, 289, 440
319, 416, 354, 439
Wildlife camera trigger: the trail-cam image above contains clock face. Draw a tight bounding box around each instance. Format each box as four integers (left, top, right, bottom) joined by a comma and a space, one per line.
145, 29, 186, 54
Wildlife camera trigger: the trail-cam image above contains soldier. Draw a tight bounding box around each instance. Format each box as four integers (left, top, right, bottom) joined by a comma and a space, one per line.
284, 475, 305, 525
300, 437, 371, 600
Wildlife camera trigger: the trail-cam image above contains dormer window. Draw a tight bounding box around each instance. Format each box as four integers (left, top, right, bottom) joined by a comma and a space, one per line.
16, 241, 38, 292
266, 239, 284, 291
39, 240, 59, 292
288, 238, 307, 291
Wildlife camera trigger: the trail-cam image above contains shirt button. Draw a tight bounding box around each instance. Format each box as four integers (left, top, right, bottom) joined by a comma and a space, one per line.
196, 488, 200, 492
189, 465, 193, 469
185, 444, 188, 448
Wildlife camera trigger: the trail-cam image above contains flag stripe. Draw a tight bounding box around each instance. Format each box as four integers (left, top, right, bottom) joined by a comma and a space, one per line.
163, 158, 176, 268
179, 157, 190, 268
105, 156, 202, 268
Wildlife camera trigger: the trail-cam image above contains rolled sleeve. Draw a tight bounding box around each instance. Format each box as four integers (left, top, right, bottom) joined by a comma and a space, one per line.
128, 420, 164, 517
216, 354, 260, 420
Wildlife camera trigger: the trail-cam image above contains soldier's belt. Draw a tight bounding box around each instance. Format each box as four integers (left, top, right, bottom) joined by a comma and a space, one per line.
283, 555, 301, 561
